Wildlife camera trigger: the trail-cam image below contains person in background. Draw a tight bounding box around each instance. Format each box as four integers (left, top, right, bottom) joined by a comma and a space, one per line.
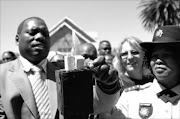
113, 36, 153, 88
105, 25, 180, 119
0, 16, 121, 119
98, 40, 112, 56
2, 51, 17, 63
80, 43, 98, 87
0, 60, 3, 64
105, 54, 114, 64
49, 53, 65, 69
81, 43, 97, 60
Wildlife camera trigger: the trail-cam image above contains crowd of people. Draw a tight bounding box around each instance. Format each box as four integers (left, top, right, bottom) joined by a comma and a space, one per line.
0, 16, 179, 119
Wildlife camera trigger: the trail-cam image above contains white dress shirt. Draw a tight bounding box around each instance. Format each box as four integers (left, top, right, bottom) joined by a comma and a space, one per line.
19, 56, 48, 87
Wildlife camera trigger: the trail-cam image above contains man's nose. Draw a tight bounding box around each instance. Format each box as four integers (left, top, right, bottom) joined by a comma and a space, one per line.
34, 33, 45, 41
105, 50, 110, 54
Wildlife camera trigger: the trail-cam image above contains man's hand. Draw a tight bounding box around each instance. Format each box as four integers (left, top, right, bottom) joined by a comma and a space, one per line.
85, 55, 119, 86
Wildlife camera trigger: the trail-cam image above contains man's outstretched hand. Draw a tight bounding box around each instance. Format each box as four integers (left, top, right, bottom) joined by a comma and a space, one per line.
85, 56, 119, 86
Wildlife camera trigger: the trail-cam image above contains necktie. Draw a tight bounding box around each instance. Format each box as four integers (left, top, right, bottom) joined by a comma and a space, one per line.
31, 66, 51, 119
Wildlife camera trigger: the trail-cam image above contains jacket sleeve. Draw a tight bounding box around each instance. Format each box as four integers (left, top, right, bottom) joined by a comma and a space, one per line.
93, 82, 121, 114
97, 91, 129, 119
0, 64, 7, 119
0, 95, 7, 119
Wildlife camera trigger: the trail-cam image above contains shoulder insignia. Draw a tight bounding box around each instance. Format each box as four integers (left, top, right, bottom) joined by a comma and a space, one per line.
124, 83, 151, 92
139, 82, 151, 90
124, 85, 140, 92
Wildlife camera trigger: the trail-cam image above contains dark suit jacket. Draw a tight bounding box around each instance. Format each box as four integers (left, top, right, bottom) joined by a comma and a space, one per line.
0, 58, 60, 119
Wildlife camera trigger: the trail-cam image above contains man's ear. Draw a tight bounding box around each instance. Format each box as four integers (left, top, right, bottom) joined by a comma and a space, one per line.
15, 35, 19, 45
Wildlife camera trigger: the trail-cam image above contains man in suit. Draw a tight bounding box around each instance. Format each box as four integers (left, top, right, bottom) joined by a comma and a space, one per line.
0, 17, 121, 119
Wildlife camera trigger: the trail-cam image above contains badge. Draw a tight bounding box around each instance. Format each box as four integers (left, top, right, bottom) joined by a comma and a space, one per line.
155, 29, 163, 37
139, 103, 153, 119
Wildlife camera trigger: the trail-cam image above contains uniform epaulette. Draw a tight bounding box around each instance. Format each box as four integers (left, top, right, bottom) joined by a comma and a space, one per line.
124, 85, 140, 92
124, 83, 151, 92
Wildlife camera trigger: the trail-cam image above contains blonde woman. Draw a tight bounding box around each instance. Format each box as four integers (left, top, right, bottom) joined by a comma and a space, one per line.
98, 36, 153, 119
113, 36, 153, 88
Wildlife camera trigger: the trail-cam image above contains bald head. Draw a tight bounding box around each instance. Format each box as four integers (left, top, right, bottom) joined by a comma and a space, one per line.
81, 43, 97, 60
17, 17, 46, 35
50, 54, 64, 62
50, 54, 64, 69
2, 51, 17, 63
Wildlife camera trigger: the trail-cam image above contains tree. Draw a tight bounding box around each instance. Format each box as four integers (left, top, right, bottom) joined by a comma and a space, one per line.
138, 0, 180, 32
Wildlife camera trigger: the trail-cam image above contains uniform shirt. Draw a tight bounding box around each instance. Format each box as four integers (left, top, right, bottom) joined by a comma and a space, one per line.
107, 79, 180, 119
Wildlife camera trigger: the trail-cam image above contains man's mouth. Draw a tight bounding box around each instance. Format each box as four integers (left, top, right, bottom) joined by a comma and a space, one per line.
32, 44, 44, 49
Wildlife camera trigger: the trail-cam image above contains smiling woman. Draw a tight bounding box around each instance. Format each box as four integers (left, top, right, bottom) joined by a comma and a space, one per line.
113, 36, 153, 88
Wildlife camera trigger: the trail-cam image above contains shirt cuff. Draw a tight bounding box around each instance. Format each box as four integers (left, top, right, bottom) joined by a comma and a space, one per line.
96, 79, 121, 94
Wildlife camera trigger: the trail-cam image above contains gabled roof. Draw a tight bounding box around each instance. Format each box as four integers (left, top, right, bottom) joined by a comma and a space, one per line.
49, 16, 97, 43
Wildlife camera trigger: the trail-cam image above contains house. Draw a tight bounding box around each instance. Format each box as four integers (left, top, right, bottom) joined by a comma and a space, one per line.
49, 17, 98, 55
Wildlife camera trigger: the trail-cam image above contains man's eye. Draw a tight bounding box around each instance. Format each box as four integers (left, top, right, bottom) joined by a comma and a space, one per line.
104, 48, 111, 50
41, 29, 49, 36
28, 30, 38, 36
82, 54, 88, 59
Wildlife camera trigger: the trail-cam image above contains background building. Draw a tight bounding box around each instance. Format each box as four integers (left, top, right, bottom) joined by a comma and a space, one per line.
49, 17, 98, 55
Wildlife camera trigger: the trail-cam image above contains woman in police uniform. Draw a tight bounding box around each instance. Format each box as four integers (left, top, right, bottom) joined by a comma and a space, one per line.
113, 36, 153, 88
104, 25, 180, 119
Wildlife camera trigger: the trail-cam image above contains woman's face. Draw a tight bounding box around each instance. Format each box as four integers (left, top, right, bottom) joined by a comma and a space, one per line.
120, 41, 144, 73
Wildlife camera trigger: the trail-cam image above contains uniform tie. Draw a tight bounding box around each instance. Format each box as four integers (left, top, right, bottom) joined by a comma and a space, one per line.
31, 66, 51, 119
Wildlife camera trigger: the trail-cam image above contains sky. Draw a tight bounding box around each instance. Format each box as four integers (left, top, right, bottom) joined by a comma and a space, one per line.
0, 0, 154, 59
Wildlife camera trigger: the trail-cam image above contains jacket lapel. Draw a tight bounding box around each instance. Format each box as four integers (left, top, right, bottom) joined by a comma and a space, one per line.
9, 59, 38, 118
47, 62, 58, 118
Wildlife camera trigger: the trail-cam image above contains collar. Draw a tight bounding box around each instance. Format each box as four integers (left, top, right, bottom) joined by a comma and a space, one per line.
153, 79, 180, 104
152, 79, 180, 95
19, 56, 47, 73
171, 84, 180, 95
152, 79, 165, 94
